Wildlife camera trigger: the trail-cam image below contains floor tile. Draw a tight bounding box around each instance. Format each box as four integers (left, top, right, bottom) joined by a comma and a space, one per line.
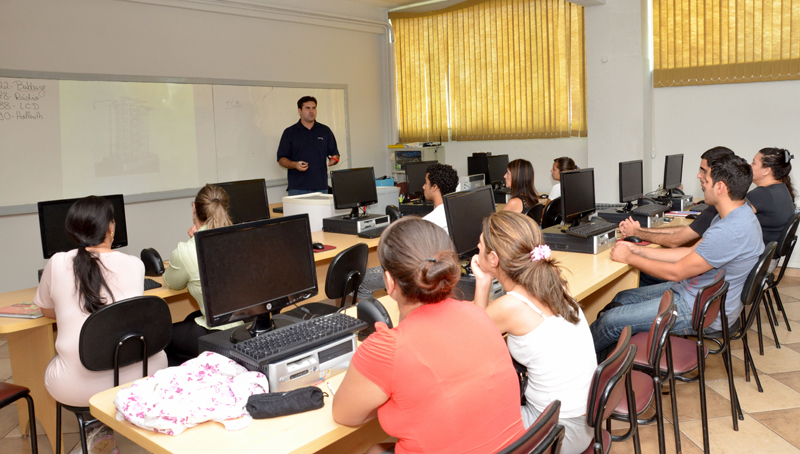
681, 415, 800, 454
758, 320, 800, 345
0, 343, 8, 361
751, 407, 800, 450
731, 345, 800, 374
770, 370, 800, 394
0, 405, 20, 439
699, 350, 747, 382
730, 330, 777, 350
707, 374, 800, 413
0, 434, 54, 454
0, 360, 11, 382
776, 285, 800, 301
772, 300, 800, 322
609, 421, 703, 454
659, 380, 736, 423
115, 430, 152, 454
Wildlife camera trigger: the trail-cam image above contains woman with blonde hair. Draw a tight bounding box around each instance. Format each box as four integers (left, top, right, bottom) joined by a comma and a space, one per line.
472, 211, 596, 454
333, 216, 524, 454
164, 184, 241, 365
503, 159, 541, 214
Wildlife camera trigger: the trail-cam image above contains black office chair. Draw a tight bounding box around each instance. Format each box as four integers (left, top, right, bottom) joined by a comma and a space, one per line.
494, 400, 564, 454
761, 212, 800, 346
284, 243, 369, 318
541, 198, 562, 229
385, 204, 401, 223
523, 203, 545, 225
0, 384, 37, 454
56, 296, 172, 454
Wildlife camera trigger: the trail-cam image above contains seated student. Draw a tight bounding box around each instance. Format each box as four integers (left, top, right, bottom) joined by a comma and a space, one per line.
748, 147, 796, 247
591, 153, 764, 357
548, 156, 576, 201
421, 162, 459, 233
163, 184, 242, 366
332, 217, 525, 454
503, 159, 542, 214
34, 196, 168, 452
471, 211, 596, 454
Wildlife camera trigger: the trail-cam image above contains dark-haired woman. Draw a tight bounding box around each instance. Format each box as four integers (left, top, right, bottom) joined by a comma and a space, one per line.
34, 196, 167, 451
548, 156, 577, 201
749, 148, 796, 247
503, 159, 541, 214
471, 211, 596, 454
163, 184, 241, 366
332, 217, 524, 454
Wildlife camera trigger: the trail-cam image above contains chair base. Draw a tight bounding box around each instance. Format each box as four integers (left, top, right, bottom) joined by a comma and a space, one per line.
56, 402, 98, 454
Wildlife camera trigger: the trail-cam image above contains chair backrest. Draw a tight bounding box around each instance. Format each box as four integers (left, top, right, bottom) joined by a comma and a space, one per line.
775, 212, 800, 259
738, 242, 777, 334
540, 198, 562, 229
385, 204, 401, 223
79, 295, 172, 386
525, 203, 545, 225
644, 290, 677, 368
690, 269, 728, 332
325, 242, 369, 306
586, 326, 636, 428
494, 400, 564, 454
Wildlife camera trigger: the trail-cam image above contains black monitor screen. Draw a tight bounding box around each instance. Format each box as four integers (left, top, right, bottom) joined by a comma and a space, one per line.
195, 214, 318, 328
443, 186, 496, 258
619, 160, 644, 203
487, 155, 509, 184
38, 195, 128, 259
663, 154, 684, 191
214, 179, 270, 224
330, 167, 378, 210
405, 161, 438, 197
560, 169, 596, 223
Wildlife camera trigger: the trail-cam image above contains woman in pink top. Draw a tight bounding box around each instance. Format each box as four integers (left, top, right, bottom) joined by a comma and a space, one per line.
332, 217, 525, 454
34, 196, 168, 452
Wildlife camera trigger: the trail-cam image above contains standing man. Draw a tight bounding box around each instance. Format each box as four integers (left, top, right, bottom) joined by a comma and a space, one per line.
277, 96, 340, 196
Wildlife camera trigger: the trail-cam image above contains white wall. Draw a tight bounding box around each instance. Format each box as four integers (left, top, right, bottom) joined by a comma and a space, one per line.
0, 0, 391, 293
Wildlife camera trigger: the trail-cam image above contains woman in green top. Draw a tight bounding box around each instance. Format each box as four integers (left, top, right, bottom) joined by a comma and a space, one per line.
164, 184, 240, 366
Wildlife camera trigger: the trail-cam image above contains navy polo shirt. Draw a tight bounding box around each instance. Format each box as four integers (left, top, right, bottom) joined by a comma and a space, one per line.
276, 120, 339, 191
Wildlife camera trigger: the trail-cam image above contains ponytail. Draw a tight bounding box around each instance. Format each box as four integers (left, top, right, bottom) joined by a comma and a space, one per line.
759, 148, 796, 201
195, 184, 232, 229
66, 196, 116, 313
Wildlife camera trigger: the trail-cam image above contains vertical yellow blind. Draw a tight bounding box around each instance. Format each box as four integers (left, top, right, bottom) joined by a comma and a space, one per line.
391, 0, 586, 143
654, 0, 800, 87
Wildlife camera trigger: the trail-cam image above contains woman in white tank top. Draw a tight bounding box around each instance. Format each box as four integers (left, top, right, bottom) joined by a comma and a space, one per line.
471, 211, 597, 454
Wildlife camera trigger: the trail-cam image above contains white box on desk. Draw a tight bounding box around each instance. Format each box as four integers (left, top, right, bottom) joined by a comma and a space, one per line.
282, 193, 349, 232
367, 186, 400, 216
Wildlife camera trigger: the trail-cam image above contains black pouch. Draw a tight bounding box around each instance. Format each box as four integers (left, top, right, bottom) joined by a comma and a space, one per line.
246, 387, 326, 419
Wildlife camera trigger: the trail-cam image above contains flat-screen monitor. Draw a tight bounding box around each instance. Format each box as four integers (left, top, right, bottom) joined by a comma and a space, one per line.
663, 154, 684, 191
486, 155, 509, 186
213, 179, 270, 224
619, 160, 644, 210
37, 195, 128, 259
560, 168, 596, 227
195, 214, 318, 341
443, 186, 497, 259
330, 167, 378, 219
405, 160, 438, 200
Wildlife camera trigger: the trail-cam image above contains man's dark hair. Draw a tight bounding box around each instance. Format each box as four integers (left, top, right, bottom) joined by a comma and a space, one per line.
700, 146, 734, 161
426, 163, 459, 195
708, 153, 752, 201
297, 96, 317, 109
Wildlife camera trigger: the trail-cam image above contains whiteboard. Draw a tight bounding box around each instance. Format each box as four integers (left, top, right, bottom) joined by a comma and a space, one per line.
0, 71, 349, 214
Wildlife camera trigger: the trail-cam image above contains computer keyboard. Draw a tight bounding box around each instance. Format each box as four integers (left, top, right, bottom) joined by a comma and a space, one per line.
564, 220, 617, 238
230, 312, 367, 366
688, 203, 710, 212
144, 278, 162, 291
631, 203, 669, 216
358, 225, 388, 239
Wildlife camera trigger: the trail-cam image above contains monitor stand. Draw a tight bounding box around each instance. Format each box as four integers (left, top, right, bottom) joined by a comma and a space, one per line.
229, 312, 300, 343
616, 201, 635, 213
342, 207, 363, 220
411, 195, 429, 205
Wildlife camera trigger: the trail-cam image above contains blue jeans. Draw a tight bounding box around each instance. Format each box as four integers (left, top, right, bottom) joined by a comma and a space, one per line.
288, 189, 328, 196
590, 282, 695, 356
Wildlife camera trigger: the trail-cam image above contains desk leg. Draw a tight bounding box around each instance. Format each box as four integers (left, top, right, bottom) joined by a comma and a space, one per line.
579, 269, 640, 324
314, 419, 389, 454
6, 325, 59, 453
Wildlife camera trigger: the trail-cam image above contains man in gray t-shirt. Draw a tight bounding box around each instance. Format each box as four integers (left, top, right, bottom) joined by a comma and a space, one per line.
591, 153, 764, 356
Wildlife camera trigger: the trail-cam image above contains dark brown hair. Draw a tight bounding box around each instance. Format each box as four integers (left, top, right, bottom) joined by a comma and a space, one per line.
758, 147, 796, 200
195, 184, 232, 230
553, 157, 577, 173
378, 217, 460, 304
482, 211, 580, 323
507, 159, 539, 208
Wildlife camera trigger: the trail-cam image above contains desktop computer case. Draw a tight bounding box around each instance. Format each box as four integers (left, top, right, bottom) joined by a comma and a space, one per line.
542, 225, 616, 255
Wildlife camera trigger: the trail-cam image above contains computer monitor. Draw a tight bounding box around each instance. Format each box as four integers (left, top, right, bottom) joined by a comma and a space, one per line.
619, 160, 644, 211
663, 154, 684, 193
405, 160, 438, 201
195, 214, 318, 342
37, 194, 128, 259
560, 168, 596, 228
330, 167, 378, 219
443, 186, 497, 259
213, 179, 270, 224
486, 155, 509, 186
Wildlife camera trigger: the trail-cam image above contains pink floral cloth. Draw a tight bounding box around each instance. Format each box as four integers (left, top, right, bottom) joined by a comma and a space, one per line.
114, 352, 269, 435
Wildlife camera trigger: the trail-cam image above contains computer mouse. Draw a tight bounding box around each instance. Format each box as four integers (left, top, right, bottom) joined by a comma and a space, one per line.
686, 214, 698, 220
623, 236, 643, 244
312, 242, 325, 250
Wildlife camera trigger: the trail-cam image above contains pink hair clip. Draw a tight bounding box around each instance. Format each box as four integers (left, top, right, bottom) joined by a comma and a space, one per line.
530, 245, 551, 262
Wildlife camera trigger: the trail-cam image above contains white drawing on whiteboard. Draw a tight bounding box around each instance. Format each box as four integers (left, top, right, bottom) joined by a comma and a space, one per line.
93, 97, 160, 177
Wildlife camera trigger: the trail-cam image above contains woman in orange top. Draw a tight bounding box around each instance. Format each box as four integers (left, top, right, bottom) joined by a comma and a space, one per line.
332, 217, 525, 454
